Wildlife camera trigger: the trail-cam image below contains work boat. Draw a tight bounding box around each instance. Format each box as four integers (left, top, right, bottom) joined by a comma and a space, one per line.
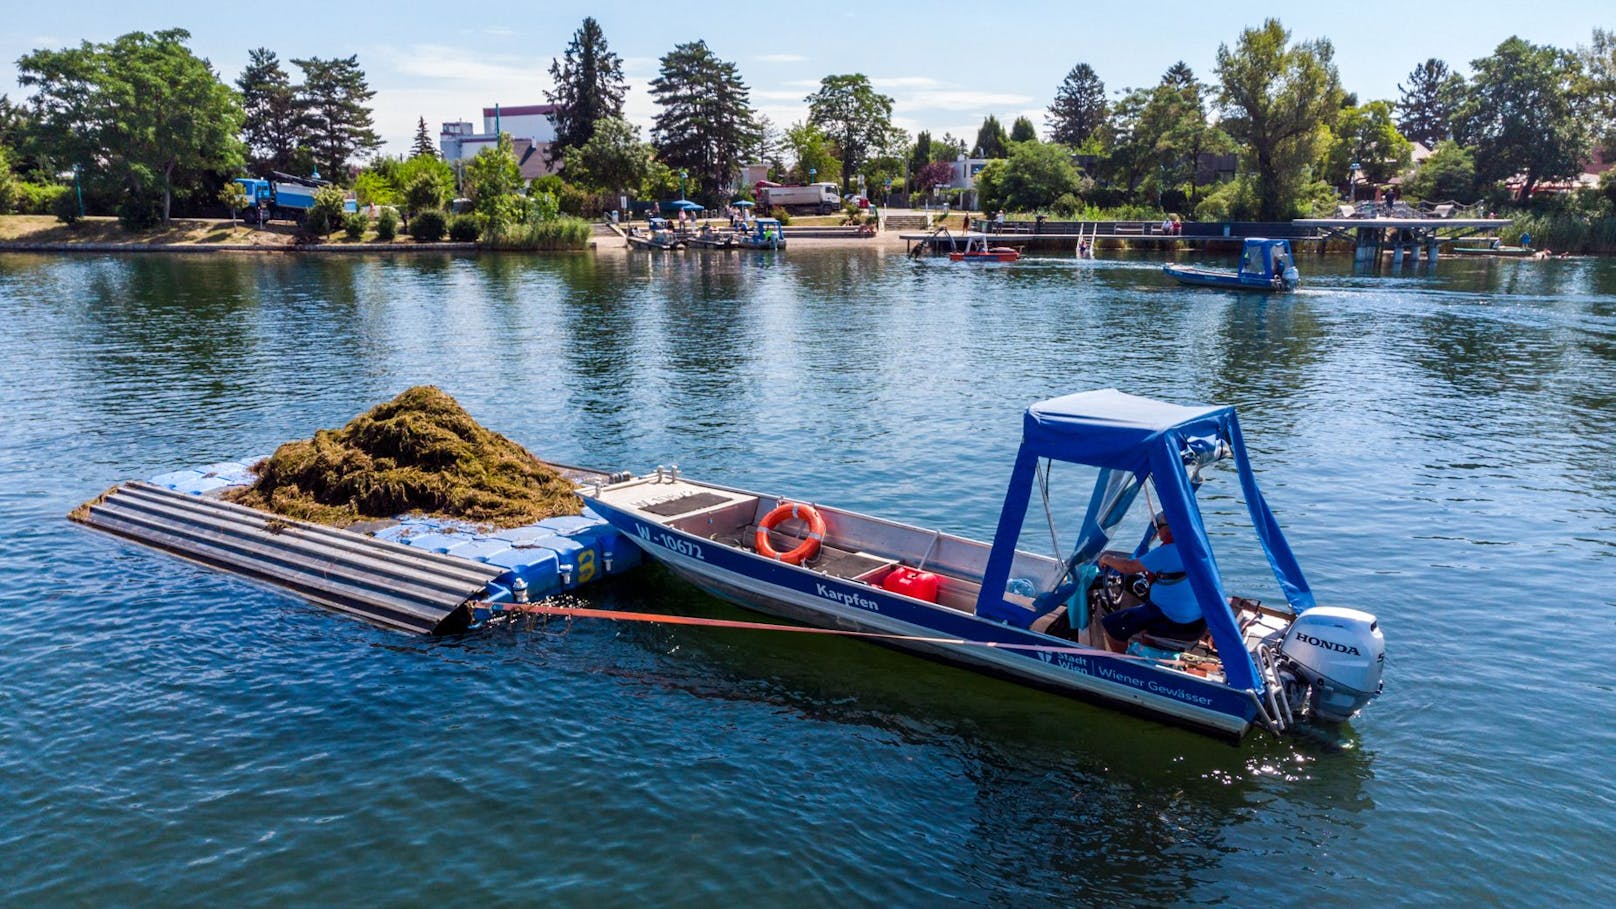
1164, 238, 1300, 291
581, 390, 1383, 740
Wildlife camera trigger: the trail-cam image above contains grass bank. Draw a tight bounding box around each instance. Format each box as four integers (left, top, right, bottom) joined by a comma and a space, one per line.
1500, 212, 1616, 254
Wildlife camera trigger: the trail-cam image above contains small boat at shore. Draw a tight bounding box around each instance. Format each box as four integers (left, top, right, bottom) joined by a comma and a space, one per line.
581, 390, 1384, 740
948, 233, 1021, 263
625, 221, 683, 251
1165, 238, 1299, 291
736, 217, 786, 250
683, 227, 738, 249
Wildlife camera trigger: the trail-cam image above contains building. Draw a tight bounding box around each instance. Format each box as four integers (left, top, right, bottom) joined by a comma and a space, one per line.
440, 104, 560, 180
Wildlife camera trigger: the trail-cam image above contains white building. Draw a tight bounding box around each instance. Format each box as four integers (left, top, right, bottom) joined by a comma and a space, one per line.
440, 104, 560, 179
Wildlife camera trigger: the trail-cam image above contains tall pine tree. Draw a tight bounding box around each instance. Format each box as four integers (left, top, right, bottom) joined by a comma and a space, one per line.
545, 18, 627, 167
1048, 63, 1107, 146
237, 48, 303, 173
292, 55, 381, 182
411, 116, 437, 158
649, 41, 760, 201
974, 115, 1009, 157
1396, 58, 1457, 146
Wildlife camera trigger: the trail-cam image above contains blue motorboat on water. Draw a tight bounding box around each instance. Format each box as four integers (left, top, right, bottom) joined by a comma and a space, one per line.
737, 217, 786, 249
581, 390, 1384, 740
1165, 238, 1300, 291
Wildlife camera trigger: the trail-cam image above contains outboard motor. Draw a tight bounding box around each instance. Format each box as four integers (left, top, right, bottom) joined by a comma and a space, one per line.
1278, 606, 1385, 722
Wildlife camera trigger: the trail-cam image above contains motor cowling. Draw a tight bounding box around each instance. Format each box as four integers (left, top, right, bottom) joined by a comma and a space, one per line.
1279, 606, 1385, 722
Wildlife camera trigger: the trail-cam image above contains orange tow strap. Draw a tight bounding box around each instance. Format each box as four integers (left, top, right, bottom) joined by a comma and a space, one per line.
494, 601, 1163, 662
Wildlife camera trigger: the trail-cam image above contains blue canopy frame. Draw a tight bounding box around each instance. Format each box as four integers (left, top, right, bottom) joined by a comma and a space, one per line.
975, 389, 1315, 692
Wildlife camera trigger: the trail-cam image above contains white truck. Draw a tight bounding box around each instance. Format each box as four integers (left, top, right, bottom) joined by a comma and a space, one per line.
756, 182, 841, 214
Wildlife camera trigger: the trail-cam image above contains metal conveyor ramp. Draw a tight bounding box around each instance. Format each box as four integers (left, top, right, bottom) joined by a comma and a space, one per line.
73, 482, 501, 634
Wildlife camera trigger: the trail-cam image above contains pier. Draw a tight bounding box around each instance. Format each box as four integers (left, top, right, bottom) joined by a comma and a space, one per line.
1293, 216, 1510, 265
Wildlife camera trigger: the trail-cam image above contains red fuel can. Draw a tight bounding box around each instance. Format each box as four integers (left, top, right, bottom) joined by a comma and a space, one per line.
881, 566, 940, 603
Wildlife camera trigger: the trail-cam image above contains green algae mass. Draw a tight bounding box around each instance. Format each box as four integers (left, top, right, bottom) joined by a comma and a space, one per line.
228, 386, 580, 528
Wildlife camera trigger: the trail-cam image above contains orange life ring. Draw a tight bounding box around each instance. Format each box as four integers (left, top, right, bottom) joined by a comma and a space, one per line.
755, 501, 826, 564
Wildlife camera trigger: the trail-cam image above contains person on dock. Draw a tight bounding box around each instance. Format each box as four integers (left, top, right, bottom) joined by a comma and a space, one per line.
1097, 513, 1205, 653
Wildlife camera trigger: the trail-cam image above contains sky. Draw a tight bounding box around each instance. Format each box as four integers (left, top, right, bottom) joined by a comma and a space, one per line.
1, 1, 1605, 159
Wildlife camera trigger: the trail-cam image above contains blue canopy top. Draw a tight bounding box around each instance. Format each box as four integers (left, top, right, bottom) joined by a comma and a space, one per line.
977, 389, 1315, 693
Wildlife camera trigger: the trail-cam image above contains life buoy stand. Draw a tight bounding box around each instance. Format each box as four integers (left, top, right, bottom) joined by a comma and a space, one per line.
755, 501, 826, 564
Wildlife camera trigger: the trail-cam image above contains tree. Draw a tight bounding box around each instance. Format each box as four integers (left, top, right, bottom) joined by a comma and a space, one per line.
1048, 63, 1107, 146
1215, 19, 1343, 220
649, 41, 761, 201
1105, 88, 1157, 194
806, 74, 902, 191
783, 121, 840, 187
1404, 140, 1476, 201
561, 116, 651, 193
1011, 116, 1038, 143
219, 180, 248, 225
1453, 36, 1592, 198
1325, 100, 1413, 189
914, 160, 954, 200
17, 29, 244, 223
238, 48, 303, 173
545, 17, 628, 167
991, 141, 1084, 212
292, 55, 382, 182
1580, 29, 1616, 157
1396, 58, 1460, 146
974, 115, 1009, 158
909, 130, 932, 175
411, 117, 437, 158
464, 132, 522, 225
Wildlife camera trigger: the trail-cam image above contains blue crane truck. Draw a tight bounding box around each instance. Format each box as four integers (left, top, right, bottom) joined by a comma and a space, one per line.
235, 172, 358, 224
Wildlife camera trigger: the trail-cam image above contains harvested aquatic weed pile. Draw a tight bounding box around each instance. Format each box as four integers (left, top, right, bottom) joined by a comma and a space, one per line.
226, 386, 580, 528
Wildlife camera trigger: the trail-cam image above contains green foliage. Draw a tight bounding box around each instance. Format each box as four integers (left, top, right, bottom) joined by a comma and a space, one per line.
650, 40, 761, 203
292, 54, 382, 181
784, 121, 841, 186
1396, 58, 1460, 146
448, 214, 480, 242
0, 146, 15, 213
353, 169, 400, 206
1453, 36, 1592, 197
342, 211, 368, 239
974, 115, 1009, 158
390, 155, 455, 216
52, 185, 81, 224
1049, 63, 1107, 146
546, 18, 628, 167
483, 215, 592, 250
528, 190, 561, 221
409, 208, 447, 241
559, 116, 650, 192
972, 159, 1008, 212
238, 48, 303, 173
980, 141, 1084, 212
17, 29, 245, 223
1324, 100, 1413, 187
464, 133, 523, 228
307, 185, 349, 236
13, 181, 66, 214
1215, 18, 1343, 220
375, 207, 399, 240
1010, 116, 1039, 143
219, 180, 249, 222
1404, 140, 1477, 201
767, 207, 792, 225
117, 190, 161, 230
1194, 175, 1260, 221
411, 117, 437, 159
806, 74, 903, 192
909, 131, 932, 175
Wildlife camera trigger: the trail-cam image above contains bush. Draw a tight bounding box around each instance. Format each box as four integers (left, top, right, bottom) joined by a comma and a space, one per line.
448, 214, 481, 242
767, 206, 792, 225
375, 207, 400, 241
14, 182, 67, 215
52, 188, 82, 225
343, 212, 369, 240
307, 186, 350, 237
117, 193, 161, 230
410, 208, 447, 242
483, 215, 593, 250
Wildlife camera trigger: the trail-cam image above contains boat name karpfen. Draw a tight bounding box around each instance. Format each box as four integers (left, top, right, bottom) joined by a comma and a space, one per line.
816, 584, 881, 612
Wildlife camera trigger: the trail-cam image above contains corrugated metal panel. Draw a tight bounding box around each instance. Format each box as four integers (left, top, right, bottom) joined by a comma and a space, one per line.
74, 482, 500, 634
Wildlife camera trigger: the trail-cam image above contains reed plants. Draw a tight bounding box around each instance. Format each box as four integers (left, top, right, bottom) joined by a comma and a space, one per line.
483, 215, 592, 251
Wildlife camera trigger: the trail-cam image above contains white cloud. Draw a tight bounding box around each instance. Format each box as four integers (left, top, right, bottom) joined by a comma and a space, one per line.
756, 53, 807, 63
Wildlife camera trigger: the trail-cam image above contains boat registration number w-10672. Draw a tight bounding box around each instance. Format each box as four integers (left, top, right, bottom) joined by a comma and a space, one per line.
635, 524, 706, 561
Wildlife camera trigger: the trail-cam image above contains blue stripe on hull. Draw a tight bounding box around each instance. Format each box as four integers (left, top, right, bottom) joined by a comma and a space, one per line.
587, 499, 1258, 738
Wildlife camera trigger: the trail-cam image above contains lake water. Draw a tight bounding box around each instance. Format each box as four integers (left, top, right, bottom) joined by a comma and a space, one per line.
2, 246, 1612, 906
